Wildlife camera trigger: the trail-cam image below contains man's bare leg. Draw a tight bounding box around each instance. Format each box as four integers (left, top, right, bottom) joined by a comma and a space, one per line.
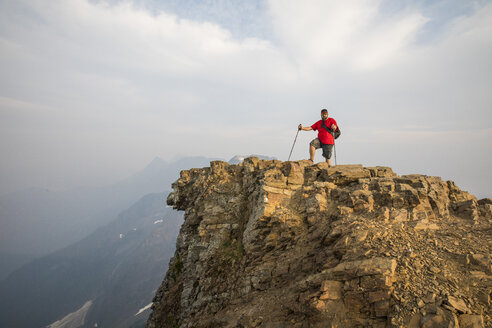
309, 145, 315, 162
326, 158, 331, 166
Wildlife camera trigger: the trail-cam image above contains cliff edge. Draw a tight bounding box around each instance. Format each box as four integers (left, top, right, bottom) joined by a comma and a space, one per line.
147, 158, 491, 328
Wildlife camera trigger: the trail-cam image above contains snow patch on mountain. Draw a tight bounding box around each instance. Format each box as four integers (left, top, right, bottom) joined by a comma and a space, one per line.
135, 302, 153, 316
47, 300, 93, 328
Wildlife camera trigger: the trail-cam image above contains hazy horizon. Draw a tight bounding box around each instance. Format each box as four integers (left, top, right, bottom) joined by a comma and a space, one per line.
1, 0, 491, 199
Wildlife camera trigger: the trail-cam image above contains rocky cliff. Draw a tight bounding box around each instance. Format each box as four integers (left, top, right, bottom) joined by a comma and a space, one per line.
147, 158, 491, 328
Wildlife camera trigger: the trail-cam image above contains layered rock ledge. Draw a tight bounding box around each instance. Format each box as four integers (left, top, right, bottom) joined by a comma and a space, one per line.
147, 158, 491, 328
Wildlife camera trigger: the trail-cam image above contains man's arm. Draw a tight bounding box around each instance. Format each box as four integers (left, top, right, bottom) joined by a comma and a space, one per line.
329, 118, 337, 130
298, 124, 313, 131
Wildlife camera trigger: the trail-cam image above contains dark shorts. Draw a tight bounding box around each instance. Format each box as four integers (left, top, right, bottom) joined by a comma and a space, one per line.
310, 138, 334, 159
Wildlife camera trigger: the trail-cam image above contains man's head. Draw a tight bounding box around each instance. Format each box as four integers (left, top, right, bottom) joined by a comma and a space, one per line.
321, 109, 328, 120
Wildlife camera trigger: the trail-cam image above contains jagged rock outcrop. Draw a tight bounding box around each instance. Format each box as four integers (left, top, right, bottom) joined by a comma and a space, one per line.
147, 158, 491, 328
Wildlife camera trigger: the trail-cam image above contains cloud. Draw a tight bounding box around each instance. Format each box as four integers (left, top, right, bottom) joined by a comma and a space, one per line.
0, 0, 491, 197
1, 0, 292, 98
268, 0, 427, 71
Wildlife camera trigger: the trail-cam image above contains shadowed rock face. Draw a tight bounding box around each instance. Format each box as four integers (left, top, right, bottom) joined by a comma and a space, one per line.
147, 158, 491, 328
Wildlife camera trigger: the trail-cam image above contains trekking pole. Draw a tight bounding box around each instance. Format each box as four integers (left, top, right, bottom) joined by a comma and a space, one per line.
334, 142, 337, 166
287, 128, 301, 161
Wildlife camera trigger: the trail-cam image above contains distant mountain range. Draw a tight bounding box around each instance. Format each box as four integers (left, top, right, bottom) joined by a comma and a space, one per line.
0, 156, 219, 280
0, 192, 183, 328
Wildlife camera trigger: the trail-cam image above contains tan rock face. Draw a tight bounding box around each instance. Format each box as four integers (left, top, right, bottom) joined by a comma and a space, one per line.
146, 158, 492, 328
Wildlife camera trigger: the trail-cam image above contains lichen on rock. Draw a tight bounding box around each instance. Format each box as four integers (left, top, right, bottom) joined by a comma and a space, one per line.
147, 158, 491, 328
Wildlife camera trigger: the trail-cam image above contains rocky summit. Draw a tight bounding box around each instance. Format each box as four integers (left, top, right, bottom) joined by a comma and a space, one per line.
146, 158, 491, 328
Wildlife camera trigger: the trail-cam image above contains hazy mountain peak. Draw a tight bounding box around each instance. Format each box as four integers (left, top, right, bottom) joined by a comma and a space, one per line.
144, 157, 167, 170
228, 154, 277, 164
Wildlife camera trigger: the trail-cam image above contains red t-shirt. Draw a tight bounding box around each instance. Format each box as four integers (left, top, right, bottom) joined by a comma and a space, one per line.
311, 118, 338, 145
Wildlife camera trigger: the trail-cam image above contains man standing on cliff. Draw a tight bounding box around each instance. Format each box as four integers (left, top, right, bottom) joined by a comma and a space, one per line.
298, 109, 339, 166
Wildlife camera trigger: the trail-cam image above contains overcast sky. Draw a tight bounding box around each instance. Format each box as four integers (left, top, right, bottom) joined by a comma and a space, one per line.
0, 0, 491, 198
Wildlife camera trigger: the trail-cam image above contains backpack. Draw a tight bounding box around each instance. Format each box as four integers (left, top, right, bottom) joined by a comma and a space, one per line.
321, 120, 341, 139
